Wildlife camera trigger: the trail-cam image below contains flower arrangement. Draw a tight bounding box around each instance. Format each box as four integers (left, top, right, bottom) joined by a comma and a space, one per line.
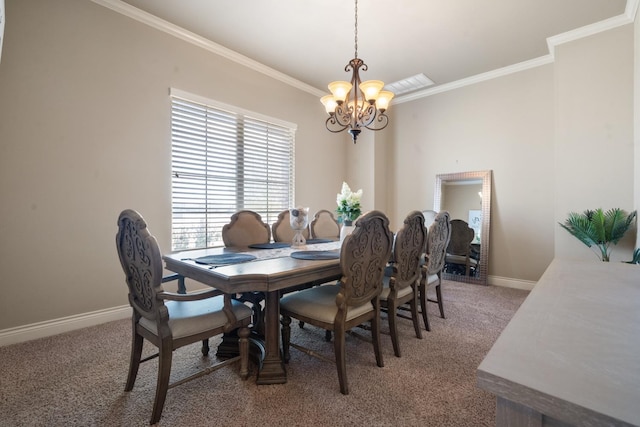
336, 182, 362, 224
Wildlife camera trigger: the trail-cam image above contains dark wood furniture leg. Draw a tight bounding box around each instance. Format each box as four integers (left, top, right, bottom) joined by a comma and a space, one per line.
256, 289, 287, 384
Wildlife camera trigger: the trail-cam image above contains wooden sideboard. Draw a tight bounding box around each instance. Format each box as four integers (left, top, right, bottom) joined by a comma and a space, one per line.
477, 258, 640, 427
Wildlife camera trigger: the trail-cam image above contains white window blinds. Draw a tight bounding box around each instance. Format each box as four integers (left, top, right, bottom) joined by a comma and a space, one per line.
170, 89, 296, 250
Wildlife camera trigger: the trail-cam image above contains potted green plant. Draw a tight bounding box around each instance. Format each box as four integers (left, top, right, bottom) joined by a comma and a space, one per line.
559, 208, 637, 262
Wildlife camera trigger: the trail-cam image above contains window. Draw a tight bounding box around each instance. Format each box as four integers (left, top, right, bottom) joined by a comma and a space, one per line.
170, 89, 296, 250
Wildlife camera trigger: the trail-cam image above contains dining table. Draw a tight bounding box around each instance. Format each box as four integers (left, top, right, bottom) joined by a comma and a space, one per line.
163, 240, 342, 385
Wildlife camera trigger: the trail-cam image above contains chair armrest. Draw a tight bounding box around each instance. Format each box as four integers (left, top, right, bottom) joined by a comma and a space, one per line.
158, 288, 223, 301
161, 273, 186, 294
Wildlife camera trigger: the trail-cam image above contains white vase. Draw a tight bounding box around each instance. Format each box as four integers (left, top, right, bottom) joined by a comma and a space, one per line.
340, 221, 355, 243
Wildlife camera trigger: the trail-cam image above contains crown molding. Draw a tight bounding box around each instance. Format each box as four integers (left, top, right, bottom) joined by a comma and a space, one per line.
394, 55, 554, 104
93, 0, 637, 104
396, 1, 638, 104
546, 12, 635, 59
90, 0, 325, 97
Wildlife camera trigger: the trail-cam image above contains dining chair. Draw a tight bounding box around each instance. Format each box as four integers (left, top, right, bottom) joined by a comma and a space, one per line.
420, 210, 451, 331
222, 210, 271, 247
280, 210, 394, 394
221, 210, 271, 335
445, 219, 478, 276
116, 209, 252, 425
272, 209, 310, 243
310, 209, 340, 240
380, 210, 427, 357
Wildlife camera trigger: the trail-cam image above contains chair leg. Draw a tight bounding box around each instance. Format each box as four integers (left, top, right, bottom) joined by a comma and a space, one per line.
324, 330, 332, 342
333, 327, 348, 395
436, 284, 445, 319
281, 315, 291, 363
238, 326, 250, 380
201, 339, 210, 356
150, 341, 172, 425
388, 303, 401, 357
419, 283, 431, 332
125, 330, 143, 391
371, 306, 384, 369
410, 297, 423, 340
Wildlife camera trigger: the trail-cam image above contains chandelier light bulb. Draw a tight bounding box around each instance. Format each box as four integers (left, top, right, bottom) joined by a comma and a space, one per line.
359, 80, 384, 102
375, 91, 395, 112
328, 81, 352, 103
320, 95, 338, 114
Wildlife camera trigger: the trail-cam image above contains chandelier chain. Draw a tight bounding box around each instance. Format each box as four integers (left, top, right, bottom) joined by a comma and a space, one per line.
354, 0, 358, 58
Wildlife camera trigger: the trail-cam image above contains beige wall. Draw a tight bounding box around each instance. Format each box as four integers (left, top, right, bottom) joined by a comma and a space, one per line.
554, 24, 635, 262
388, 23, 635, 281
389, 65, 556, 282
0, 0, 345, 330
0, 0, 637, 334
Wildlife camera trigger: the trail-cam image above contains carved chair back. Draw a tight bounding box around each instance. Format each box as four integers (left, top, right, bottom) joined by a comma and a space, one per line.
116, 209, 166, 324
338, 210, 394, 309
446, 219, 474, 257
390, 211, 428, 291
222, 210, 271, 247
425, 211, 452, 276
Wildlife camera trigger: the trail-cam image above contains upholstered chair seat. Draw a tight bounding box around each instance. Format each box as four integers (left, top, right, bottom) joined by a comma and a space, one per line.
139, 298, 252, 339
281, 284, 374, 324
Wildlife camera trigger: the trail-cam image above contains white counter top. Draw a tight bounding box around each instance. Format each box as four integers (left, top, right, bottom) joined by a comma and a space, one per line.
477, 258, 640, 426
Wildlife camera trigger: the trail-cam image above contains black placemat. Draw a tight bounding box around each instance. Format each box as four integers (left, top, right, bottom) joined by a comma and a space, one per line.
248, 242, 291, 249
290, 250, 340, 260
194, 253, 257, 265
305, 238, 334, 244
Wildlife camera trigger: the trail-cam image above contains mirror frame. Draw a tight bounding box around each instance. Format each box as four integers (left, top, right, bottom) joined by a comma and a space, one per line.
434, 170, 492, 285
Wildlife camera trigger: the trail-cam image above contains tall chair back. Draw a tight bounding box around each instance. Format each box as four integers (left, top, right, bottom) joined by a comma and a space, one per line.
222, 210, 271, 247
116, 209, 166, 322
310, 209, 340, 240
446, 219, 476, 276
339, 210, 394, 308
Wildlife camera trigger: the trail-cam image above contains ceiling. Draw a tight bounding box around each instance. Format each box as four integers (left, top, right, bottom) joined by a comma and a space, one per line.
119, 0, 629, 99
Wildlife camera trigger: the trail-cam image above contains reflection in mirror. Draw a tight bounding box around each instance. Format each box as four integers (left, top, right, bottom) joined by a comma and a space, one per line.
434, 170, 492, 285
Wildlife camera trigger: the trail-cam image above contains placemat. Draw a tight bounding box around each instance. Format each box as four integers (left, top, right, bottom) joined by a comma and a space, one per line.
249, 242, 291, 249
305, 238, 334, 244
290, 250, 340, 260
194, 253, 257, 265
248, 242, 291, 249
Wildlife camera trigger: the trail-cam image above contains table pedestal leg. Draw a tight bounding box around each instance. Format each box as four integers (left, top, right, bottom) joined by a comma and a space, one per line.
256, 290, 287, 384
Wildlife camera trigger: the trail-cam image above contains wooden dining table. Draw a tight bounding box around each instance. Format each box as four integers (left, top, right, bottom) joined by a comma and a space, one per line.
163, 241, 342, 385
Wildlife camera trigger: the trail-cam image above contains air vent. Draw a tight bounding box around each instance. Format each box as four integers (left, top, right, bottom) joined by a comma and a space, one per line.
385, 73, 434, 95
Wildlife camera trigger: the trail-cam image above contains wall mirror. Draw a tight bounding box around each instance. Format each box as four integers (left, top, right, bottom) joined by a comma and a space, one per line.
434, 170, 492, 285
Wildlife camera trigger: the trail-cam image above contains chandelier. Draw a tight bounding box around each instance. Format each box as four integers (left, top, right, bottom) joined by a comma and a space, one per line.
320, 0, 394, 143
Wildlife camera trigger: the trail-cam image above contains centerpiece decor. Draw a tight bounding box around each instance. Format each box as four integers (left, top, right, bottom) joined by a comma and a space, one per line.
336, 182, 362, 242
289, 207, 309, 247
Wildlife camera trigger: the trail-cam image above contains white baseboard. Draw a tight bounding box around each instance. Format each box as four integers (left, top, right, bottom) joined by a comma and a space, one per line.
0, 276, 535, 347
0, 305, 131, 347
488, 275, 536, 291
